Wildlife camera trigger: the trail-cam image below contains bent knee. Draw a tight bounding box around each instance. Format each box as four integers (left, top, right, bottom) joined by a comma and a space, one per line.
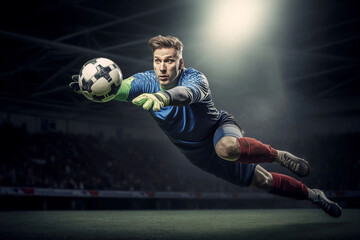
250, 166, 273, 191
215, 136, 239, 161
256, 176, 273, 190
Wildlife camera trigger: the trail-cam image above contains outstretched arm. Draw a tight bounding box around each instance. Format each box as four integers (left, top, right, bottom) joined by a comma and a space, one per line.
113, 77, 135, 102
132, 86, 194, 111
133, 71, 210, 111
163, 86, 193, 106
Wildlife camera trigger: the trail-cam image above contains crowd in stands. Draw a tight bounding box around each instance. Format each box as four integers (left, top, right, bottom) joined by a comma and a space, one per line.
0, 123, 240, 192
1, 123, 359, 192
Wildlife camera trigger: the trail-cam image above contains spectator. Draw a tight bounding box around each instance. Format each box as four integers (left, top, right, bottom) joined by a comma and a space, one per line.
1, 123, 358, 192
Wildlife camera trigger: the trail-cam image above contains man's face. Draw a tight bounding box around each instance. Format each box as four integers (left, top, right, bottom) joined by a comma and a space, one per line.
153, 47, 183, 89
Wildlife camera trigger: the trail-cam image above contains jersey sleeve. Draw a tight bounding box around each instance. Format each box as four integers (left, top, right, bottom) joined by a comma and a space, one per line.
164, 86, 193, 106
178, 70, 210, 104
113, 72, 153, 102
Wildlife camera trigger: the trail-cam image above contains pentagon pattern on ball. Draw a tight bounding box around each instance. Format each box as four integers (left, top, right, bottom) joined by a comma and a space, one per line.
79, 58, 97, 78
78, 58, 123, 103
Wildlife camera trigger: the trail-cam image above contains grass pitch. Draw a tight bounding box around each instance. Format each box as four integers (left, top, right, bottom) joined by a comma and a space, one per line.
0, 209, 359, 240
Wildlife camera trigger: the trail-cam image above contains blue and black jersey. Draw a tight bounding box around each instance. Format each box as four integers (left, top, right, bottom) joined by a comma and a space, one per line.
114, 67, 255, 187
115, 68, 234, 149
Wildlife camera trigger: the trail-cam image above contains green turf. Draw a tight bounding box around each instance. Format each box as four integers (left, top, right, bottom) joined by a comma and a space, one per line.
0, 209, 359, 240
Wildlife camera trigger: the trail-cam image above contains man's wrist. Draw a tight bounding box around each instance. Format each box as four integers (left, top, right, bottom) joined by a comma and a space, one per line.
155, 92, 170, 106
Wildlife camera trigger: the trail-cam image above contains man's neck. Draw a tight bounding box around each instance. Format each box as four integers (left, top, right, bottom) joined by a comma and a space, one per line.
161, 80, 178, 90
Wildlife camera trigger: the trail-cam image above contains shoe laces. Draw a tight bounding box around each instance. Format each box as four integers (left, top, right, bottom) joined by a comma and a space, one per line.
313, 197, 332, 212
281, 156, 300, 172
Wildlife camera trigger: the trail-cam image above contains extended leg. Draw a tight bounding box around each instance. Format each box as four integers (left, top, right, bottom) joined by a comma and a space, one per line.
250, 165, 342, 217
215, 136, 310, 177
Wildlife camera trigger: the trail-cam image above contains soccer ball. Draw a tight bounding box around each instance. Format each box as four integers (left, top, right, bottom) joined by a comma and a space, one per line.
78, 58, 123, 102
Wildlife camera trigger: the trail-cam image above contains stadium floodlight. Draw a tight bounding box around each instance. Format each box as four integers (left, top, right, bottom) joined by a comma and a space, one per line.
204, 0, 276, 50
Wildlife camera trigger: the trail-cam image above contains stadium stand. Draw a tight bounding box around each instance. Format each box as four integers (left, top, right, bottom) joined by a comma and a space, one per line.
1, 123, 359, 210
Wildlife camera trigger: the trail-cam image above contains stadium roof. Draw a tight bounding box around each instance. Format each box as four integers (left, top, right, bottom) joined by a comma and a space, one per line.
1, 0, 359, 135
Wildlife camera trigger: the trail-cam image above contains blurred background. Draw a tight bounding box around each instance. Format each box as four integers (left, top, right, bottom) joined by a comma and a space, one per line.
0, 0, 359, 210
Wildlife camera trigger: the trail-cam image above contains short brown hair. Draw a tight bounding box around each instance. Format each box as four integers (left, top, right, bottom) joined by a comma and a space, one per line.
148, 35, 183, 57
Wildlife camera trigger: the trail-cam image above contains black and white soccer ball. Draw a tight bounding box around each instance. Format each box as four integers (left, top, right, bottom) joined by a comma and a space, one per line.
78, 58, 123, 102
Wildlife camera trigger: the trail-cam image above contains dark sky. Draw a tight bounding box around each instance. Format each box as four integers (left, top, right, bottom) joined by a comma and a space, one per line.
0, 0, 359, 141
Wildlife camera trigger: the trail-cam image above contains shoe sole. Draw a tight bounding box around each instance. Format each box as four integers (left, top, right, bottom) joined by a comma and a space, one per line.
315, 189, 342, 218
287, 157, 311, 178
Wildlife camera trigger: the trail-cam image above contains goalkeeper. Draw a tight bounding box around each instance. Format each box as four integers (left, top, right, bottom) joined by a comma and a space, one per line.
70, 35, 341, 217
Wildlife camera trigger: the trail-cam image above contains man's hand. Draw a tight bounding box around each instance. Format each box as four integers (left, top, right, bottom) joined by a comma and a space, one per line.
69, 75, 82, 94
132, 92, 170, 111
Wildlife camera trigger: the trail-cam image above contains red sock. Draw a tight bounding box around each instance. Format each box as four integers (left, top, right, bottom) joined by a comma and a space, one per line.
236, 137, 278, 164
270, 172, 308, 200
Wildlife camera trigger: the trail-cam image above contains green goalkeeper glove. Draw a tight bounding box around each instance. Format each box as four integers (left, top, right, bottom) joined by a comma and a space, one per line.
69, 75, 82, 94
132, 92, 170, 111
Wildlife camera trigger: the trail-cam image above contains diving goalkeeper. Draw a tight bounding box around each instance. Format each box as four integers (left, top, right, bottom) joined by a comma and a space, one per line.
70, 35, 341, 217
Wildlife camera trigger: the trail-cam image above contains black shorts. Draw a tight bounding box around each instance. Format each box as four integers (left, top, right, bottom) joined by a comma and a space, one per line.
183, 110, 256, 187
